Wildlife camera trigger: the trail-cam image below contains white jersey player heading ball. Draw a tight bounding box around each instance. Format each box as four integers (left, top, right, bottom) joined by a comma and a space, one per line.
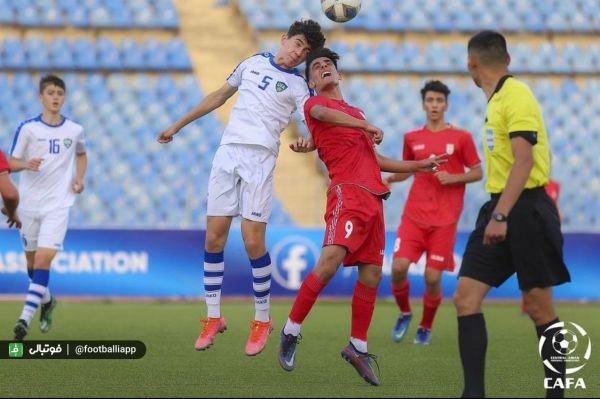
157, 20, 325, 356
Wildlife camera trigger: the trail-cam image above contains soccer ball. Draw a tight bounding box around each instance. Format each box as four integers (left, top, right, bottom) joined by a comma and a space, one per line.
321, 0, 361, 23
552, 329, 578, 355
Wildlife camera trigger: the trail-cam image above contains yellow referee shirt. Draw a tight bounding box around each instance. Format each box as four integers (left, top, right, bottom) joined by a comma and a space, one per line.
483, 75, 550, 193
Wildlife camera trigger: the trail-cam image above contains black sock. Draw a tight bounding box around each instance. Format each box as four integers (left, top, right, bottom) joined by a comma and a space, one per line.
458, 313, 487, 398
536, 318, 565, 398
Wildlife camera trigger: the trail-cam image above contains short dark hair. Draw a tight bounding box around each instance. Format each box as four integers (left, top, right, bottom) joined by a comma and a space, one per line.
305, 47, 339, 81
420, 80, 451, 101
287, 19, 325, 51
467, 30, 509, 66
39, 74, 66, 94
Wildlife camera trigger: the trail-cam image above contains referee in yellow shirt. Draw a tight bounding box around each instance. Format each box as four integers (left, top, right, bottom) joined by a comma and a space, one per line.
454, 31, 571, 398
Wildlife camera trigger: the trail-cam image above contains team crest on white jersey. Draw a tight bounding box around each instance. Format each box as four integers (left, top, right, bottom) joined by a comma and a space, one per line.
276, 81, 288, 92
446, 143, 455, 155
63, 138, 72, 148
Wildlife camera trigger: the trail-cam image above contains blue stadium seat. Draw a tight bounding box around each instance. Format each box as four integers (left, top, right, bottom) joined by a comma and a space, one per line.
0, 0, 15, 24
2, 37, 27, 69
24, 37, 50, 69
143, 39, 169, 70
73, 38, 96, 70
120, 38, 145, 70
48, 37, 75, 69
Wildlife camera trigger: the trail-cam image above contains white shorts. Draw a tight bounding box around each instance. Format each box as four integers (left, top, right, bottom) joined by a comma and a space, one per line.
207, 144, 275, 223
19, 207, 70, 251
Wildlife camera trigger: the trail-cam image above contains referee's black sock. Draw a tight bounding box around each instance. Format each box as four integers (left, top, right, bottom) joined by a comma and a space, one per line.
536, 318, 565, 398
458, 313, 487, 398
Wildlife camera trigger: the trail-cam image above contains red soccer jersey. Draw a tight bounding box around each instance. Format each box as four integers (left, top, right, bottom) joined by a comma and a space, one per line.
0, 150, 9, 174
402, 125, 481, 225
304, 96, 389, 196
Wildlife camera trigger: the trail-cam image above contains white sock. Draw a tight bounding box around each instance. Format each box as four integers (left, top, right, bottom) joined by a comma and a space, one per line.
41, 287, 52, 305
350, 337, 368, 354
283, 318, 301, 337
204, 258, 224, 318
19, 283, 47, 325
251, 254, 272, 322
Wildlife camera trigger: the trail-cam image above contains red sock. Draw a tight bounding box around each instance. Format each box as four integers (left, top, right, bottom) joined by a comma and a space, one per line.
351, 281, 378, 341
420, 291, 442, 329
391, 279, 411, 314
289, 272, 326, 324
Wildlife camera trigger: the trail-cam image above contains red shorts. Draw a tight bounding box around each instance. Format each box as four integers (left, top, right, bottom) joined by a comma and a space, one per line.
393, 215, 457, 271
323, 184, 385, 267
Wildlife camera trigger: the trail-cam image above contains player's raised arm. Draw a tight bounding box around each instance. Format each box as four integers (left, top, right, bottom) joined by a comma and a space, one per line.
309, 105, 383, 144
377, 152, 447, 173
157, 82, 238, 143
385, 172, 413, 185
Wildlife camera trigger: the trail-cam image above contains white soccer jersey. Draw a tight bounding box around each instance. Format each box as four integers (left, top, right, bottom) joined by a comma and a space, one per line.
223, 52, 311, 155
10, 115, 86, 213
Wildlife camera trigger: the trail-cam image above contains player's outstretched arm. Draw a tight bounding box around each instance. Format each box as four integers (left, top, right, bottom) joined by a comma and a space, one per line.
289, 136, 316, 153
310, 105, 383, 143
435, 164, 483, 185
8, 157, 43, 173
385, 172, 413, 185
157, 83, 238, 143
72, 152, 87, 194
377, 153, 448, 173
0, 173, 21, 228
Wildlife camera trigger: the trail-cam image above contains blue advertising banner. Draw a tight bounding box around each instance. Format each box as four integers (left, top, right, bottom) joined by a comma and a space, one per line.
0, 229, 205, 297
0, 228, 598, 300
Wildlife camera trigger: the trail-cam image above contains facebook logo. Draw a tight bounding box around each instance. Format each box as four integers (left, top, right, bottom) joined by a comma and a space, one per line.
271, 236, 319, 290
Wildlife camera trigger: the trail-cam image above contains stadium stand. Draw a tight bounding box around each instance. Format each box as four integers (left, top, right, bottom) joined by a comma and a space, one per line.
0, 0, 597, 230
0, 0, 294, 228
238, 0, 600, 230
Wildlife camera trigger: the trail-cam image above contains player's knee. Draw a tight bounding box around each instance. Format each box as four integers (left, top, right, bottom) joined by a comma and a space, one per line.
525, 300, 554, 324
424, 272, 442, 288
205, 231, 226, 252
453, 289, 477, 314
242, 237, 266, 259
391, 259, 409, 278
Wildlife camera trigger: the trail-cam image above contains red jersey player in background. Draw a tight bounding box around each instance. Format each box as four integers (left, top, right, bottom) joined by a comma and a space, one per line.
0, 149, 21, 228
277, 48, 446, 386
386, 80, 482, 345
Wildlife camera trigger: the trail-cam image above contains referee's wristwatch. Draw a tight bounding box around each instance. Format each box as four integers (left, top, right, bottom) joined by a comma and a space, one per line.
491, 212, 508, 222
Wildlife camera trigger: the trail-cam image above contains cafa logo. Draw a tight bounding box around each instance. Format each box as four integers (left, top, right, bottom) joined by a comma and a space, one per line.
539, 321, 591, 390
276, 81, 288, 92
63, 138, 73, 148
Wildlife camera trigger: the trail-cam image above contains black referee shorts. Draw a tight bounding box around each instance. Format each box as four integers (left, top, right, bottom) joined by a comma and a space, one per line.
459, 187, 571, 291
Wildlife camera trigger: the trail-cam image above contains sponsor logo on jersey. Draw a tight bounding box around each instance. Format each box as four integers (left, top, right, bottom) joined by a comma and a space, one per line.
250, 70, 259, 75
276, 81, 288, 92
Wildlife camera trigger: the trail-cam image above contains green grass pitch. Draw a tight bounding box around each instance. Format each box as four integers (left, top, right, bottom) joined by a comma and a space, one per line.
0, 300, 598, 397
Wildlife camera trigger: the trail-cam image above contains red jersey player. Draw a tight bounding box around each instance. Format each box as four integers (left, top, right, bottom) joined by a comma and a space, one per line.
386, 80, 482, 345
277, 48, 446, 386
0, 149, 21, 228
